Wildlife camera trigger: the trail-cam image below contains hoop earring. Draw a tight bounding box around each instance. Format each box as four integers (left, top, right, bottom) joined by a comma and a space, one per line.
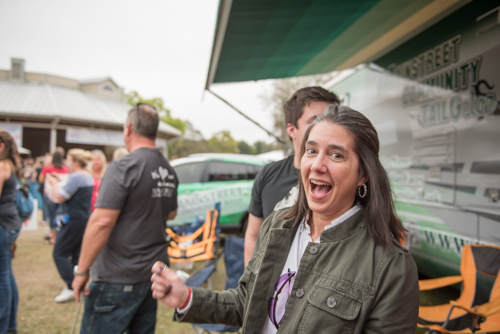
358, 184, 367, 198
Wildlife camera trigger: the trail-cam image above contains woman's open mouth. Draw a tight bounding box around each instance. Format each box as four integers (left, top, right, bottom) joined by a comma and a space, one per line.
310, 179, 332, 199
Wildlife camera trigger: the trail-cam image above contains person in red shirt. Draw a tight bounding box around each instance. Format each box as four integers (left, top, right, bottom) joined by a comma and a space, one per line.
39, 151, 69, 244
88, 150, 107, 212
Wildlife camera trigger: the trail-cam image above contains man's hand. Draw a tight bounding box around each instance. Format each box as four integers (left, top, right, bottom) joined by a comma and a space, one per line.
72, 275, 90, 302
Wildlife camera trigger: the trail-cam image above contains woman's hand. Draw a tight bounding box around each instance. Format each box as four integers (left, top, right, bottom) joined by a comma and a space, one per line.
46, 173, 57, 185
151, 261, 190, 309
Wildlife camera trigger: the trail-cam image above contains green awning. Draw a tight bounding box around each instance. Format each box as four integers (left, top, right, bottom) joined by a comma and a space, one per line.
206, 0, 468, 86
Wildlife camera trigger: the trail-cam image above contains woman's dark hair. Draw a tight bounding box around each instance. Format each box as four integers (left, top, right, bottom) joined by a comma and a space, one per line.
52, 151, 63, 169
0, 129, 22, 177
283, 105, 405, 247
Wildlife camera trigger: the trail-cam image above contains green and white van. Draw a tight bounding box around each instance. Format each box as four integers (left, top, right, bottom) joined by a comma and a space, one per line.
170, 153, 271, 232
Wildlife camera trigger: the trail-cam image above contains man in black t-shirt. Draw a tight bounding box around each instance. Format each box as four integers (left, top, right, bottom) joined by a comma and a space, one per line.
72, 104, 179, 334
244, 87, 340, 266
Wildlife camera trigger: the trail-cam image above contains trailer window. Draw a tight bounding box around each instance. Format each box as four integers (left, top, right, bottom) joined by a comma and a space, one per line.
173, 162, 206, 183
470, 161, 500, 174
208, 162, 262, 182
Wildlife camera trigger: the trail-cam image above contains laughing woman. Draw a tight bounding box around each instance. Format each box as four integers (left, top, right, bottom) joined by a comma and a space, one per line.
151, 105, 419, 333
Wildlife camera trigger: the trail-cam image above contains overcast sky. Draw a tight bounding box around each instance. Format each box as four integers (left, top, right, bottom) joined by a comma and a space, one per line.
0, 0, 277, 144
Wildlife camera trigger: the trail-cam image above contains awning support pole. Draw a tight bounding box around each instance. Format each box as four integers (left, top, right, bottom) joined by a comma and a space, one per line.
49, 118, 59, 153
206, 89, 286, 145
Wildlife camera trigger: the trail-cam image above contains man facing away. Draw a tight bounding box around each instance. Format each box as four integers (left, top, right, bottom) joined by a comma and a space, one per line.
244, 87, 340, 266
72, 104, 179, 334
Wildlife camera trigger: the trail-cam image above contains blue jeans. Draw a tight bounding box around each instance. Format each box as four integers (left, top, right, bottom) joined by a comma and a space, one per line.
0, 226, 20, 334
80, 281, 157, 334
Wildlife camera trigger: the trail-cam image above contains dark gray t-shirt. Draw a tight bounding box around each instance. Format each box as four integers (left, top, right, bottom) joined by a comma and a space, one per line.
91, 147, 178, 284
248, 155, 298, 219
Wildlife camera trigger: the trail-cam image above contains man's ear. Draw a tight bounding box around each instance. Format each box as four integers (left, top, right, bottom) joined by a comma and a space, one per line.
286, 123, 297, 140
124, 122, 132, 137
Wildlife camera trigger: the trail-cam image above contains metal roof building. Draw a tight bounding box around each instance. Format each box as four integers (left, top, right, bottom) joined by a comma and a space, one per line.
0, 58, 181, 158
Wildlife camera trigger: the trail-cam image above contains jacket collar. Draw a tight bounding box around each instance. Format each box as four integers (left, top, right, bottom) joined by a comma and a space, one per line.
275, 207, 365, 243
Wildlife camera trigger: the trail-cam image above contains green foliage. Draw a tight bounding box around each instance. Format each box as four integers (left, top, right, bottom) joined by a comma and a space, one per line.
125, 91, 168, 113
164, 118, 186, 134
254, 140, 277, 154
208, 131, 239, 154
168, 121, 213, 158
170, 138, 213, 159
237, 141, 254, 155
125, 91, 186, 134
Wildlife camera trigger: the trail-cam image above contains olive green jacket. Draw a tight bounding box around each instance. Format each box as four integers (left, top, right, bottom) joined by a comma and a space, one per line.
175, 208, 419, 333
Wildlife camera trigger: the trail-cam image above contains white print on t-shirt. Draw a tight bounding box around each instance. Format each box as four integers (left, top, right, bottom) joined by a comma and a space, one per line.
151, 166, 176, 198
273, 185, 298, 212
152, 166, 171, 180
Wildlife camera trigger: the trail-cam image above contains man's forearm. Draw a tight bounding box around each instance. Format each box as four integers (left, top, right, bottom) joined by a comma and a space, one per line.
168, 210, 177, 221
244, 234, 257, 267
77, 210, 119, 272
244, 214, 264, 267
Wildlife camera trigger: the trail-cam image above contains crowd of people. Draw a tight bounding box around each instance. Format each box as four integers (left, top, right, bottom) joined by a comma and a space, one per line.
0, 87, 420, 334
0, 133, 130, 333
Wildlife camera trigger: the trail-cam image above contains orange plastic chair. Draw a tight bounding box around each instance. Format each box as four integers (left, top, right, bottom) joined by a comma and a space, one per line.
166, 209, 218, 263
418, 244, 500, 333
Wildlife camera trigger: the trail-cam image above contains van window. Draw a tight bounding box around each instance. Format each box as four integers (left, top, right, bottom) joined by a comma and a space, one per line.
173, 162, 206, 183
470, 161, 500, 174
208, 161, 262, 182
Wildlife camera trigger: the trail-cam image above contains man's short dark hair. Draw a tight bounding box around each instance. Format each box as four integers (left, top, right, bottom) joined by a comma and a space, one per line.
284, 86, 340, 129
126, 104, 159, 139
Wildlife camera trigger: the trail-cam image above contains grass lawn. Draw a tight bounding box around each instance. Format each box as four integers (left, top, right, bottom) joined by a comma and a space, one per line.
12, 212, 225, 334
12, 210, 478, 333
